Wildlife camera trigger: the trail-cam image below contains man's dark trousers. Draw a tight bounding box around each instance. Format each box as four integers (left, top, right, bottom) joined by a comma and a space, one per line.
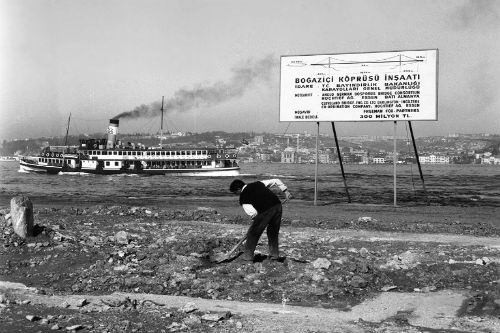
242, 203, 282, 261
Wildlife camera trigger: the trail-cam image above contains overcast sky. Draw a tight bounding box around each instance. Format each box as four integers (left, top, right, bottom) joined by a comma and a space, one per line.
1, 0, 499, 140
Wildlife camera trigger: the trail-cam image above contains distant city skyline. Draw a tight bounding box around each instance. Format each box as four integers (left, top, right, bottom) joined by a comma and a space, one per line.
1, 0, 499, 140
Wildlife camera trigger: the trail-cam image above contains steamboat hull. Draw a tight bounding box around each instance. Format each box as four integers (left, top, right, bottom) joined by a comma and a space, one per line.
61, 166, 240, 176
19, 159, 63, 174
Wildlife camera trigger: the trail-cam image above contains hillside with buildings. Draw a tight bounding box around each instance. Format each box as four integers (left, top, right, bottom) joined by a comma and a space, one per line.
1, 132, 499, 165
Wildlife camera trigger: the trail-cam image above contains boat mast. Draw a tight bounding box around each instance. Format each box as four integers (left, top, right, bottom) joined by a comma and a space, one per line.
64, 113, 71, 147
62, 113, 71, 167
160, 96, 164, 147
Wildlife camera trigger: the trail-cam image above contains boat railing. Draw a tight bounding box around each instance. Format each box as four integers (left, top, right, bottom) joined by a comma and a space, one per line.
21, 157, 38, 165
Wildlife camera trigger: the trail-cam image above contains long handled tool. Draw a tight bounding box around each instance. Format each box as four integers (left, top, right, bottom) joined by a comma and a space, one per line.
210, 234, 247, 263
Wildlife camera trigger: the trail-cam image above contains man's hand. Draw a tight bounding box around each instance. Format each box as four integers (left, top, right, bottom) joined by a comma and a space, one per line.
283, 190, 293, 204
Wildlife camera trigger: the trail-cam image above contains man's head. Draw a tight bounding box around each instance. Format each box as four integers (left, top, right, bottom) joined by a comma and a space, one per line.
229, 179, 245, 194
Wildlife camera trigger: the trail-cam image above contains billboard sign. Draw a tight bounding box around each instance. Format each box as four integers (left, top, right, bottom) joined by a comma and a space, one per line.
280, 49, 438, 122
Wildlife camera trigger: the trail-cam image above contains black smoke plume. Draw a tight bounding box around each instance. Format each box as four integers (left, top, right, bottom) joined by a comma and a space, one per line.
113, 55, 278, 120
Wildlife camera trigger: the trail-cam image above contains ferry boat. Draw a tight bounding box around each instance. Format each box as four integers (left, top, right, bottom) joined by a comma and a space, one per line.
19, 119, 240, 176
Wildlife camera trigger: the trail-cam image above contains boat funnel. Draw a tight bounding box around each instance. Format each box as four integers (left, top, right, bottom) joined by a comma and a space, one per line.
106, 119, 119, 149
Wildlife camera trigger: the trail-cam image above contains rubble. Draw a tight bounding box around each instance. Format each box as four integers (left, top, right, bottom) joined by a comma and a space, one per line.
0, 203, 498, 332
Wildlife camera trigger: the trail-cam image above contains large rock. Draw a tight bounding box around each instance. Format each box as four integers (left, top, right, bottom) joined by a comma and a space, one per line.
312, 257, 332, 270
114, 231, 130, 245
10, 196, 34, 238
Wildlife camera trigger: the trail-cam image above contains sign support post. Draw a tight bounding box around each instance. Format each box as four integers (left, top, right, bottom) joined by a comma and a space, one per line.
331, 122, 351, 203
393, 121, 397, 207
314, 122, 319, 205
408, 121, 430, 205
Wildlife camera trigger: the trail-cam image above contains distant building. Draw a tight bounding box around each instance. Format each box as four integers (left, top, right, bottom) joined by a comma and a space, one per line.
419, 155, 450, 164
318, 153, 330, 164
253, 135, 264, 145
476, 152, 500, 165
281, 149, 296, 163
487, 156, 500, 165
372, 157, 386, 164
258, 153, 272, 162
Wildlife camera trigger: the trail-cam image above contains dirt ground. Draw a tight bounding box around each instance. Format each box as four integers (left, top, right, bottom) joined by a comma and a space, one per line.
0, 198, 499, 332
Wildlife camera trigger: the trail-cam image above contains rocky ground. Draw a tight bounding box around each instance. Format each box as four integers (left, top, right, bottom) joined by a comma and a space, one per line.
0, 199, 499, 332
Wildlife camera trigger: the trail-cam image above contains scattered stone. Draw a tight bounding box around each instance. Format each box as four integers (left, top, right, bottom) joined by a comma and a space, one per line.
4, 213, 11, 226
66, 324, 83, 331
421, 285, 437, 293
476, 257, 490, 265
183, 314, 202, 326
166, 322, 187, 331
113, 265, 129, 271
10, 196, 34, 238
75, 298, 88, 307
26, 315, 40, 322
196, 207, 217, 213
115, 231, 130, 245
312, 258, 331, 270
311, 272, 325, 282
381, 250, 421, 270
51, 324, 61, 330
358, 216, 376, 223
201, 312, 230, 322
349, 275, 367, 288
359, 248, 369, 257
236, 321, 243, 329
381, 285, 398, 292
180, 302, 198, 313
0, 294, 6, 303
243, 273, 260, 282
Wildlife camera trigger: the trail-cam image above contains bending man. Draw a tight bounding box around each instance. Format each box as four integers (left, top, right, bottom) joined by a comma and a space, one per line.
229, 178, 292, 262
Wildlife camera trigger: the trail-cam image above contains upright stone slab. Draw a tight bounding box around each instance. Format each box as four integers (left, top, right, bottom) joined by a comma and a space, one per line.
10, 196, 34, 238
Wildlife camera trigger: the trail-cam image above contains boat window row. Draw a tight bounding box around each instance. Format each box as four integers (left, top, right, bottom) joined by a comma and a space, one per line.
101, 160, 238, 169
144, 161, 212, 169
39, 158, 64, 166
85, 150, 213, 156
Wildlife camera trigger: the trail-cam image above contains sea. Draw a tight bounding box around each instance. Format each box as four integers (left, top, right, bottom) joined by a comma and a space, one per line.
1, 161, 499, 208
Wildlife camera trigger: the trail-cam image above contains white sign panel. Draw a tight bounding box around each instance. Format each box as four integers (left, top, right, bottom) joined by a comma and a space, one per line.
280, 50, 438, 122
